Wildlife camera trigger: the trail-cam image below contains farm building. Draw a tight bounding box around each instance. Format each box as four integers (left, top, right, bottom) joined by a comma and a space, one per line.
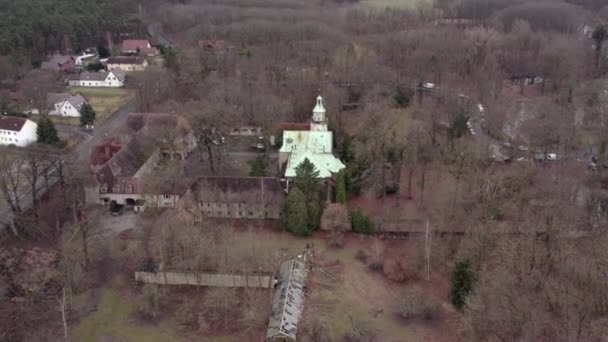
266, 259, 308, 342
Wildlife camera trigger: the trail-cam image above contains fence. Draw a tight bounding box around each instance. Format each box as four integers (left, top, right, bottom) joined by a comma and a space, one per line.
134, 271, 274, 288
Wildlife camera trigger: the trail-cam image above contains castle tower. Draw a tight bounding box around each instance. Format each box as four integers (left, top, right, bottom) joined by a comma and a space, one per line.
311, 95, 328, 132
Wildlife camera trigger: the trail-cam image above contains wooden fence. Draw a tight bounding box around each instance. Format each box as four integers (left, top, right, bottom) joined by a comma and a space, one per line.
134, 271, 274, 289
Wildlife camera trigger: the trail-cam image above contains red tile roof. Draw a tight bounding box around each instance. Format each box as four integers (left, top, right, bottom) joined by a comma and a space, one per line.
121, 40, 156, 55
274, 122, 310, 133
90, 139, 123, 166
0, 116, 27, 132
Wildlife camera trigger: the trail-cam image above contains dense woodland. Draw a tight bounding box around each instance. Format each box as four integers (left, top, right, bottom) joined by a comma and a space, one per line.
2, 0, 608, 341
0, 0, 143, 57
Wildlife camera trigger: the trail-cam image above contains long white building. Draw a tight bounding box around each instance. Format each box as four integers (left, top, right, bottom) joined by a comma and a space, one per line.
68, 68, 125, 88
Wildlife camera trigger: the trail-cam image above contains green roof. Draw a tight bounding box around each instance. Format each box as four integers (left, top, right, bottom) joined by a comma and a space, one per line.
281, 130, 345, 178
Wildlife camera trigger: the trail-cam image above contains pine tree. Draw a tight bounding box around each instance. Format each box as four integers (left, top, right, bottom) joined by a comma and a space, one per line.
284, 188, 310, 236
36, 116, 59, 145
249, 157, 266, 177
307, 201, 321, 231
450, 260, 474, 310
80, 103, 96, 127
293, 158, 320, 200
336, 170, 346, 204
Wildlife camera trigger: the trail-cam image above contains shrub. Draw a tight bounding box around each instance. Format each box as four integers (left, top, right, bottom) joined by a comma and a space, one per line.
368, 262, 383, 272
450, 260, 474, 310
383, 253, 421, 283
395, 287, 440, 321
351, 209, 373, 234
335, 170, 347, 204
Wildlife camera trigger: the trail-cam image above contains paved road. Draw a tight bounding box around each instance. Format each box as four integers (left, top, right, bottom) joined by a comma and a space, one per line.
0, 100, 135, 229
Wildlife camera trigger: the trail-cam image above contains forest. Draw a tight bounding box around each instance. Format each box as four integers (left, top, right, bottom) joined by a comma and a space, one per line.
0, 0, 143, 57
1, 0, 608, 341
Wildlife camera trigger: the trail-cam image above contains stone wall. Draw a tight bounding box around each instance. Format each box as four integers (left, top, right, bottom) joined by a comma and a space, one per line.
134, 271, 273, 288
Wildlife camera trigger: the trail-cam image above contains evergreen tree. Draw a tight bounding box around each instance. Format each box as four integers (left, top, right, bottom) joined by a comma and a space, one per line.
341, 134, 355, 164
249, 157, 266, 177
36, 117, 59, 145
80, 103, 96, 127
448, 112, 469, 140
450, 260, 474, 310
393, 86, 412, 107
307, 201, 321, 231
284, 188, 310, 236
97, 44, 110, 58
336, 170, 347, 204
592, 25, 607, 68
351, 209, 374, 234
293, 158, 320, 200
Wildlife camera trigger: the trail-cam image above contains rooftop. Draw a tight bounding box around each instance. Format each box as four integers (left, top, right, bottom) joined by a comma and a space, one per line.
47, 92, 88, 109
106, 56, 146, 65
0, 116, 28, 132
189, 177, 284, 204
266, 259, 308, 341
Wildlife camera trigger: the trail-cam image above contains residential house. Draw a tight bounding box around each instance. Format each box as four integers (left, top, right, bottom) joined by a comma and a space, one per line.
47, 92, 88, 117
106, 56, 148, 72
0, 116, 38, 147
121, 40, 158, 56
279, 95, 345, 181
68, 69, 125, 87
178, 177, 284, 222
40, 54, 75, 72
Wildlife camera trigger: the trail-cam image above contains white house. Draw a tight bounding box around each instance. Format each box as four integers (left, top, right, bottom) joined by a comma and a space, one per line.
47, 93, 88, 117
68, 68, 125, 87
106, 56, 148, 72
0, 116, 38, 147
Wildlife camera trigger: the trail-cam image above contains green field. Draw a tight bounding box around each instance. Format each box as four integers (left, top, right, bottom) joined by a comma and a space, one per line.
57, 87, 133, 127
72, 289, 183, 342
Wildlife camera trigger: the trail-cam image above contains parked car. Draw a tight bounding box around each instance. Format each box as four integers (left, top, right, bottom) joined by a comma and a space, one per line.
418, 82, 438, 91
477, 103, 485, 112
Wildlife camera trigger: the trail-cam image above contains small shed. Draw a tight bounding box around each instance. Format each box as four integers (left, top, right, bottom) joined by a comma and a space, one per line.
266, 259, 308, 342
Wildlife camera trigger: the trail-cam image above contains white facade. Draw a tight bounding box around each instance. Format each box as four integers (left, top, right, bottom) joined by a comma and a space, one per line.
0, 119, 37, 147
311, 95, 328, 132
49, 100, 81, 117
69, 70, 124, 88
107, 59, 148, 72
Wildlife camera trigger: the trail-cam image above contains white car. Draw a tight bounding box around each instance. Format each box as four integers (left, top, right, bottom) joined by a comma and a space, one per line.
518, 145, 528, 152
477, 104, 485, 112
546, 153, 558, 161
422, 82, 437, 90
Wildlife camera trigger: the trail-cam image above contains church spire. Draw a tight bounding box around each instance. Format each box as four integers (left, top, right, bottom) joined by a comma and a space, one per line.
311, 95, 328, 131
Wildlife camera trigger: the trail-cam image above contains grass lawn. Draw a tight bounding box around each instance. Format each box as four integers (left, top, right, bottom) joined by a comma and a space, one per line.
72, 288, 184, 342
60, 86, 133, 126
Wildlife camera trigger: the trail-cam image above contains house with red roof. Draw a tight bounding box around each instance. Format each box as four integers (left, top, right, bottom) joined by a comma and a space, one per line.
121, 40, 158, 56
0, 116, 37, 147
